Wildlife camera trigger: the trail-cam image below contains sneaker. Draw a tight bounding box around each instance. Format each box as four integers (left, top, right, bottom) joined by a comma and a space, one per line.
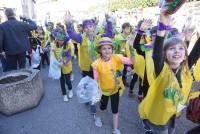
94, 115, 102, 127
70, 73, 74, 82
112, 129, 121, 134
145, 131, 153, 134
68, 90, 73, 99
138, 95, 144, 102
142, 120, 152, 133
63, 95, 69, 102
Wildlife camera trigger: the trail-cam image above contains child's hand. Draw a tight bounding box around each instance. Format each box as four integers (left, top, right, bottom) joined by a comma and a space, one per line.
62, 61, 68, 66
64, 11, 72, 25
59, 62, 63, 67
159, 10, 171, 27
105, 13, 110, 20
105, 13, 116, 24
140, 19, 152, 32
183, 24, 195, 42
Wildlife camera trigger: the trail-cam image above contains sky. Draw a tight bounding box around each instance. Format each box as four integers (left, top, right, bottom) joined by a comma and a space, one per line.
36, 0, 108, 24
36, 0, 107, 10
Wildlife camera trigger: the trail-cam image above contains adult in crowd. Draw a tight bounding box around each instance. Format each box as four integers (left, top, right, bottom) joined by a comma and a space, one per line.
0, 8, 37, 71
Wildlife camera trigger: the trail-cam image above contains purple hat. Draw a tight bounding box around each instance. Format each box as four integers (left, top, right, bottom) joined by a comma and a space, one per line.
82, 20, 94, 28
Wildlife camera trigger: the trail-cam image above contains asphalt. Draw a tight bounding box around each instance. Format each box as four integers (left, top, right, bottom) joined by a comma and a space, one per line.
0, 59, 197, 134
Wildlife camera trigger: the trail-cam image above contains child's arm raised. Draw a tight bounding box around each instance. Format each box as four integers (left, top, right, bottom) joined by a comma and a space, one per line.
101, 14, 115, 39
133, 19, 152, 56
64, 11, 82, 44
182, 24, 195, 47
153, 11, 170, 77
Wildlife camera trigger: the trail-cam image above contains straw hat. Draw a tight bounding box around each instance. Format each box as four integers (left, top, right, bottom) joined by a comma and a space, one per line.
96, 37, 114, 50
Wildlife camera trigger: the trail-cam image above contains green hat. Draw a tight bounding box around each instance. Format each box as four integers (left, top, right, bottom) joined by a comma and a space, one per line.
55, 32, 65, 41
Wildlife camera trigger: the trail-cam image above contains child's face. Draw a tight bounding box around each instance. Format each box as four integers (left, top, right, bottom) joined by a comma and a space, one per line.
123, 27, 131, 35
32, 44, 37, 48
140, 36, 146, 44
84, 25, 94, 36
165, 43, 186, 68
57, 40, 64, 46
77, 25, 83, 33
100, 45, 113, 61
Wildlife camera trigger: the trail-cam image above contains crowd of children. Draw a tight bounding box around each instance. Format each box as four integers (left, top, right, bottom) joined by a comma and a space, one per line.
10, 1, 200, 134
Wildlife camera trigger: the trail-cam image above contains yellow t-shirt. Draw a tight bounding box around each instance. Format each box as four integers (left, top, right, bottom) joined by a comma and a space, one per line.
78, 34, 99, 71
133, 51, 145, 79
92, 54, 125, 96
114, 34, 131, 56
133, 49, 155, 85
52, 43, 72, 74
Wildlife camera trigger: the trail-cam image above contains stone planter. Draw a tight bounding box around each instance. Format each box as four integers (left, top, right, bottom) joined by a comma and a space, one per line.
0, 69, 44, 116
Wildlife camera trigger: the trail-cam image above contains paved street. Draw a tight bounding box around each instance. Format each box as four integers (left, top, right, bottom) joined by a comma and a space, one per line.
0, 59, 197, 134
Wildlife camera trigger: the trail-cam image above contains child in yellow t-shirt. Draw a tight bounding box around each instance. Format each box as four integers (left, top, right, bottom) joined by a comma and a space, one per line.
92, 37, 134, 134
52, 31, 73, 102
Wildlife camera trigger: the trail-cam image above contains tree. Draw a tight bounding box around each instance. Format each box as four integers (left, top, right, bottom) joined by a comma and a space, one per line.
108, 0, 159, 10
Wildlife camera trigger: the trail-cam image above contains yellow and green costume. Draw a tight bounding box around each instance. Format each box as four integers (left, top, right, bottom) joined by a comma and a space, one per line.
52, 43, 72, 74
77, 34, 99, 71
132, 45, 155, 85
139, 63, 192, 125
113, 34, 131, 56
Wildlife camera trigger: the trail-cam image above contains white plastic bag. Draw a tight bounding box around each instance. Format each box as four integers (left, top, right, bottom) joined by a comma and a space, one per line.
76, 76, 101, 104
48, 50, 61, 79
31, 52, 40, 68
31, 45, 42, 69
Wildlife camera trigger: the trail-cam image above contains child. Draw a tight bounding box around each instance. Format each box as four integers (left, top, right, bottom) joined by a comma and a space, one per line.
65, 11, 114, 114
114, 22, 132, 86
114, 22, 132, 55
30, 37, 43, 70
52, 31, 73, 102
92, 37, 134, 134
65, 12, 114, 77
138, 10, 200, 134
37, 26, 50, 68
128, 20, 153, 101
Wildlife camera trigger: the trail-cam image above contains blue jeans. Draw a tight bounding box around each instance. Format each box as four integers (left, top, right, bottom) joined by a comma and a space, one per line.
146, 116, 176, 134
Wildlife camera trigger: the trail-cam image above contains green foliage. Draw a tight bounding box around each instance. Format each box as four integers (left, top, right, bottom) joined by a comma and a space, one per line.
51, 0, 58, 2
108, 0, 159, 10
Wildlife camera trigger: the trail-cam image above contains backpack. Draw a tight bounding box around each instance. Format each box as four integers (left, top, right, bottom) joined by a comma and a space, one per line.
186, 95, 200, 124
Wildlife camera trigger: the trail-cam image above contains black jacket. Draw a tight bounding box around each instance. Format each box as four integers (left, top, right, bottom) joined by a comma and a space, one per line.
0, 17, 37, 55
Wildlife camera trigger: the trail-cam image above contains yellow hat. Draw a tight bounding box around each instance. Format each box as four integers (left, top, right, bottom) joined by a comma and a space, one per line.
96, 37, 114, 49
